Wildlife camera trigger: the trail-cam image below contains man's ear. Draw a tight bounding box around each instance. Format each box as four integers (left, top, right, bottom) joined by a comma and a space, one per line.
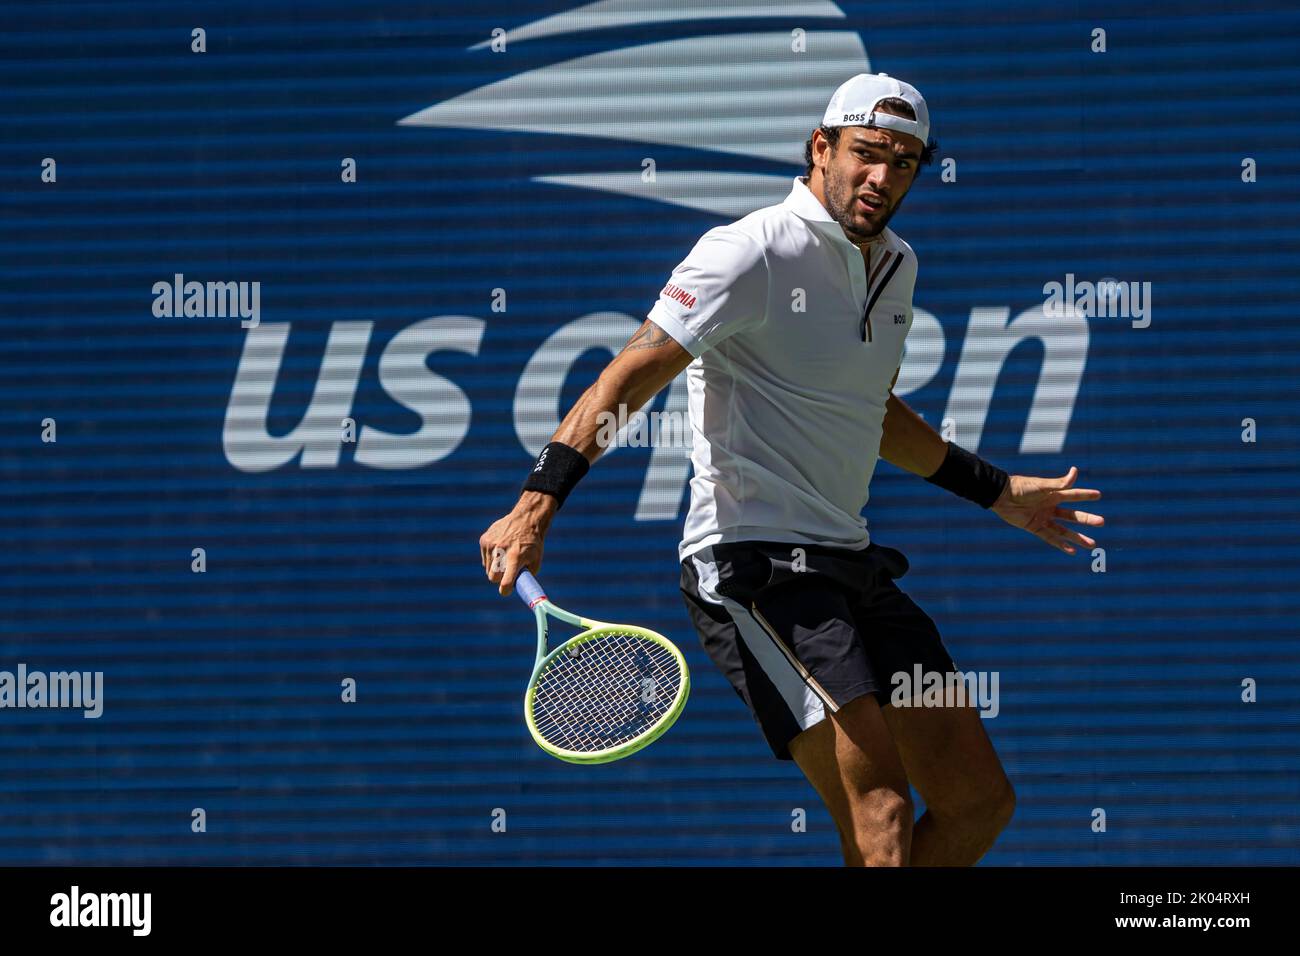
815, 129, 833, 168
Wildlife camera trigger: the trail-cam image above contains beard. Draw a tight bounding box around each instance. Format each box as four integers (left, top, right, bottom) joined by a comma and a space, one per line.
823, 164, 903, 241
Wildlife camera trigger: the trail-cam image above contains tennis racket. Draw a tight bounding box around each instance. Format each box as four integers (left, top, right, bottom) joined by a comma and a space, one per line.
513, 569, 689, 764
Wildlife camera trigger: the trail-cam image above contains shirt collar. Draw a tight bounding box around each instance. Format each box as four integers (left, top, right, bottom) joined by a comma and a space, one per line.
783, 175, 888, 248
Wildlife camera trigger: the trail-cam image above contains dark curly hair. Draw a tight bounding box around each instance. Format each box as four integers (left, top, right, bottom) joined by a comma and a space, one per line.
802, 97, 938, 177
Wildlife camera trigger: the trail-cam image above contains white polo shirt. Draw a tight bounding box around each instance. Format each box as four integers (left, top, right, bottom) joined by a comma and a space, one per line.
647, 175, 919, 562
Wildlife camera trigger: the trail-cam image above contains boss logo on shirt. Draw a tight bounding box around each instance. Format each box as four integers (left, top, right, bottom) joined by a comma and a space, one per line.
894, 313, 906, 324
661, 282, 698, 311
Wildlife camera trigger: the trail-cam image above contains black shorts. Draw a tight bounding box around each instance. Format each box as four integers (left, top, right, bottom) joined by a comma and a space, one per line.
679, 539, 960, 761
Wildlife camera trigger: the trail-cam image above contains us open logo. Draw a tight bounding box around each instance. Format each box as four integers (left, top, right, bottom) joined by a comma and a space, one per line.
397, 4, 875, 216
220, 2, 1094, 512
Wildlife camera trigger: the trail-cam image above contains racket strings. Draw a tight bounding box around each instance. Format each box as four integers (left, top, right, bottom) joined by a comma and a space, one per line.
532, 630, 683, 754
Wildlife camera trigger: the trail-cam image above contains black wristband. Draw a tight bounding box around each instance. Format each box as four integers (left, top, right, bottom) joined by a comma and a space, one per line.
521, 441, 590, 508
924, 441, 1009, 508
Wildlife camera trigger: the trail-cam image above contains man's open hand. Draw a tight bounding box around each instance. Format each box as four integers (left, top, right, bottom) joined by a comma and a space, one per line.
990, 466, 1103, 556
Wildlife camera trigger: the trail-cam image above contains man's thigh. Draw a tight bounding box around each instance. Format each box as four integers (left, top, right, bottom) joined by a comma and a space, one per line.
789, 692, 911, 805
880, 699, 1012, 819
859, 577, 1012, 814
789, 693, 913, 865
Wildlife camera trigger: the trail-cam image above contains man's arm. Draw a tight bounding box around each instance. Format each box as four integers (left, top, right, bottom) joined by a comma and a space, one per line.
878, 366, 1105, 555
479, 319, 693, 594
545, 319, 690, 461
878, 367, 947, 478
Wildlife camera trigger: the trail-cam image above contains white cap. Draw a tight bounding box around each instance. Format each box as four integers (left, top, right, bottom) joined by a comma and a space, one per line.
821, 72, 930, 144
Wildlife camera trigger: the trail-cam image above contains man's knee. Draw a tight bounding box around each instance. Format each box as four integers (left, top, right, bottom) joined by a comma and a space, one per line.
939, 772, 1015, 835
856, 784, 915, 832
843, 785, 914, 865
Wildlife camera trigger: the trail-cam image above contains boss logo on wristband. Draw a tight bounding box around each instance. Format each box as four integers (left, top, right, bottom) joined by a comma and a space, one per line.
522, 441, 591, 508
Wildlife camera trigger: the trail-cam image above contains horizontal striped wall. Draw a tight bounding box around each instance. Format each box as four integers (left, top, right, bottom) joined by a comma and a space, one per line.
1, 0, 1297, 864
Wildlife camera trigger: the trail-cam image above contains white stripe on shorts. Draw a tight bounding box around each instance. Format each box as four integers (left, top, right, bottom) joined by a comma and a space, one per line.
690, 548, 830, 731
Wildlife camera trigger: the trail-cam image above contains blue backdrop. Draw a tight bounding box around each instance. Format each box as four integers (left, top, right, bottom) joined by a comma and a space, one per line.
2, 0, 1298, 865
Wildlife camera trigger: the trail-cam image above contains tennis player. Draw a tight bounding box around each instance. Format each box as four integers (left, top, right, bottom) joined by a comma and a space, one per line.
480, 73, 1104, 866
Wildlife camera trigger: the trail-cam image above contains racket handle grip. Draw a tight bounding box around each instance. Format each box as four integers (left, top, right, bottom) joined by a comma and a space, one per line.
514, 570, 547, 609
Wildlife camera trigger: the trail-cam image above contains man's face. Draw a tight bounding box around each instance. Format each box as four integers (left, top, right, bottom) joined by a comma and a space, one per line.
817, 124, 923, 242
